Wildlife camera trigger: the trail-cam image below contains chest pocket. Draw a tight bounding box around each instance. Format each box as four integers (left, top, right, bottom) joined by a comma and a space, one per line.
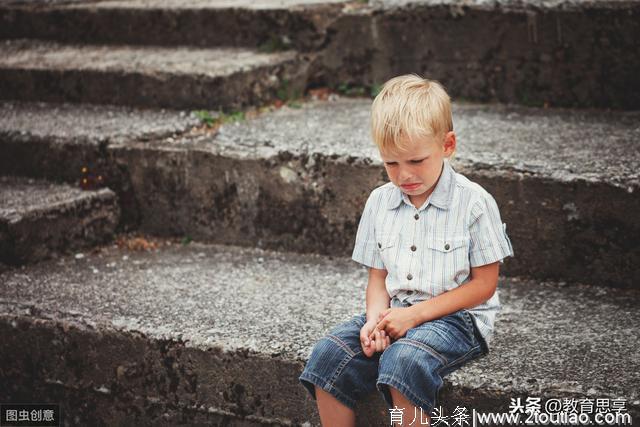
376, 234, 399, 270
423, 235, 469, 288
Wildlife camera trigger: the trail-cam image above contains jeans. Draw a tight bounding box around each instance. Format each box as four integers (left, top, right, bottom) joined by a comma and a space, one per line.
299, 297, 488, 414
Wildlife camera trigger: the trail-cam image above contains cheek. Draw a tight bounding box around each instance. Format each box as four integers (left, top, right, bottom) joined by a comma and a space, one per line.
384, 166, 397, 179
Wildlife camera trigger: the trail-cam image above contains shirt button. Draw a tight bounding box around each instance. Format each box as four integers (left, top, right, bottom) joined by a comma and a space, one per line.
410, 245, 416, 252
378, 242, 382, 248
407, 273, 413, 280
414, 214, 419, 220
444, 243, 450, 250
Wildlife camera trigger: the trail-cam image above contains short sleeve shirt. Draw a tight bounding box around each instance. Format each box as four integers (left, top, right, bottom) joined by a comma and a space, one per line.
351, 160, 514, 346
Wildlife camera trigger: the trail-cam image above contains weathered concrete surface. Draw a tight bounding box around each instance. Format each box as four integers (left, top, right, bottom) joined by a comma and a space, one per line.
1, 0, 638, 109
0, 101, 200, 143
0, 40, 309, 109
1, 98, 638, 288
375, 0, 640, 7
114, 99, 640, 288
0, 242, 638, 425
0, 0, 346, 51
313, 0, 640, 109
0, 176, 120, 264
0, 101, 201, 226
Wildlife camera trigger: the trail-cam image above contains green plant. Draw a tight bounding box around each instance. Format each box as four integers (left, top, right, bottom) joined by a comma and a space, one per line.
181, 236, 192, 245
193, 110, 245, 128
220, 111, 245, 123
194, 110, 216, 127
258, 35, 291, 53
337, 83, 367, 97
277, 79, 302, 103
370, 83, 383, 98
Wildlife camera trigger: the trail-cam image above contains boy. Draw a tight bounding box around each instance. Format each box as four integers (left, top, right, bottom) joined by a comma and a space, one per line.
299, 74, 513, 426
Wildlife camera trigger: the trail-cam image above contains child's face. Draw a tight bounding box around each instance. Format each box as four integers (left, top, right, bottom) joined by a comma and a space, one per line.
380, 131, 456, 208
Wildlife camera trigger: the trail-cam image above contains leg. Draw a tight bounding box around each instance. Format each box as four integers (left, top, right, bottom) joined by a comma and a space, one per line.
315, 386, 356, 427
389, 386, 431, 426
378, 309, 485, 426
299, 315, 379, 425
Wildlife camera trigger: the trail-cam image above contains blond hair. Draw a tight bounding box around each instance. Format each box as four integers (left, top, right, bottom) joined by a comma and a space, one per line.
371, 74, 453, 154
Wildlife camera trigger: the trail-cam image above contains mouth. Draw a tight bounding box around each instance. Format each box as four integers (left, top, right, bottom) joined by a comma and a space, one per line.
401, 183, 421, 191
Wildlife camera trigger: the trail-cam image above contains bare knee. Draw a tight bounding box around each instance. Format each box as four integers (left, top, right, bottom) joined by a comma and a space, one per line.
315, 386, 356, 427
388, 386, 431, 427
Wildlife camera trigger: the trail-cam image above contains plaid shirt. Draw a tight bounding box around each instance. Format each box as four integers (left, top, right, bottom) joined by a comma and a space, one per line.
352, 160, 514, 346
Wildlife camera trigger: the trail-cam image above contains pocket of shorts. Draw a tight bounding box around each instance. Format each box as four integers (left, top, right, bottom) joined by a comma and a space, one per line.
460, 310, 475, 332
352, 314, 367, 329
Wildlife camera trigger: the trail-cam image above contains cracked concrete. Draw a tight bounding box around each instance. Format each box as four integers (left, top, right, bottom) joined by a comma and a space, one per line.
0, 40, 307, 109
1, 98, 638, 287
0, 242, 638, 424
0, 176, 120, 264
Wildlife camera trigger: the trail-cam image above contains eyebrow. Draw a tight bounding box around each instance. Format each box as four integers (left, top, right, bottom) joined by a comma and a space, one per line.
385, 155, 429, 161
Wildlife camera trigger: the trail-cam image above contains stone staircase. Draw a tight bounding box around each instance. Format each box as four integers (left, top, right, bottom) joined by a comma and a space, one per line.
0, 0, 639, 425
0, 175, 119, 264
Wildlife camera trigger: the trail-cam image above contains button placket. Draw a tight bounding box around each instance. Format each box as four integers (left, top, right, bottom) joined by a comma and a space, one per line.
407, 208, 419, 287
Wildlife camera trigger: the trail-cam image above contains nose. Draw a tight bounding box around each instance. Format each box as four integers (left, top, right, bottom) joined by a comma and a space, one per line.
398, 165, 413, 182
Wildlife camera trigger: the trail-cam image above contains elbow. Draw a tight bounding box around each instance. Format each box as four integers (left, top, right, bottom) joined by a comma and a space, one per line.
484, 278, 498, 301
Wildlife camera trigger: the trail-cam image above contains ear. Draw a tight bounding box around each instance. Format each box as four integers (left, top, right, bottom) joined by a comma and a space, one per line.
443, 131, 456, 157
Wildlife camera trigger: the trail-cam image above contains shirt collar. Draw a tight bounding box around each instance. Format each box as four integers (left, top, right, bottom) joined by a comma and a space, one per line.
386, 160, 456, 211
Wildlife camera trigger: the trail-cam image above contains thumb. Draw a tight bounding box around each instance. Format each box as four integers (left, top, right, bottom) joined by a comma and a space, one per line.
378, 309, 391, 320
360, 326, 373, 346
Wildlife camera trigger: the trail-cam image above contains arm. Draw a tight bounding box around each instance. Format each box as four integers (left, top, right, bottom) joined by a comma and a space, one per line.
407, 261, 499, 325
360, 267, 392, 356
366, 267, 391, 323
370, 261, 499, 340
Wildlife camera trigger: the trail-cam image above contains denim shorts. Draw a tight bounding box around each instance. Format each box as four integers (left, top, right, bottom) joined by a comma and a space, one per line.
298, 297, 489, 414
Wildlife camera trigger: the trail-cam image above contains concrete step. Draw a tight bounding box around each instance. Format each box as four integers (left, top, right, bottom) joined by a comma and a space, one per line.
0, 101, 201, 226
0, 176, 120, 265
1, 0, 638, 109
1, 98, 638, 288
0, 39, 308, 109
316, 0, 640, 109
0, 241, 638, 425
0, 0, 346, 51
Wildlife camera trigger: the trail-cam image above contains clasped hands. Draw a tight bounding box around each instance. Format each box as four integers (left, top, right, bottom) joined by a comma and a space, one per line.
359, 306, 417, 358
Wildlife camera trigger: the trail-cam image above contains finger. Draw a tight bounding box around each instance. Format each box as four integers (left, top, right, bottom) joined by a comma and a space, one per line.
361, 326, 374, 346
368, 326, 379, 342
381, 335, 389, 350
369, 319, 387, 341
362, 339, 374, 357
361, 332, 370, 347
375, 331, 383, 352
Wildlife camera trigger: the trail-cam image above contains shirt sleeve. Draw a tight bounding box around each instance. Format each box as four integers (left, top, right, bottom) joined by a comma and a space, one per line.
468, 191, 514, 267
351, 191, 385, 269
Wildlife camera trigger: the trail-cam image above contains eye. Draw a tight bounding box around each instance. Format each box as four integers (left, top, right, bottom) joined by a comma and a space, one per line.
384, 161, 398, 166
410, 157, 427, 164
